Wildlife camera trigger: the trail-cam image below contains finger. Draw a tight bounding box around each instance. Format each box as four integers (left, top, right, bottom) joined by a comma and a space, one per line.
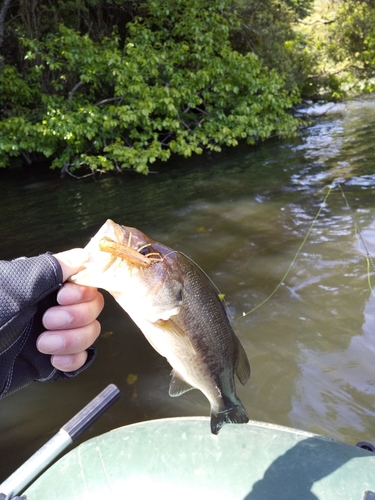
37, 320, 101, 355
53, 248, 89, 282
57, 282, 99, 306
51, 351, 88, 372
42, 292, 104, 330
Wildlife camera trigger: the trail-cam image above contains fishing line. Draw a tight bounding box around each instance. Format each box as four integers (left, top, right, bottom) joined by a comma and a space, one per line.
177, 251, 225, 300
242, 181, 375, 317
337, 182, 375, 298
242, 186, 333, 317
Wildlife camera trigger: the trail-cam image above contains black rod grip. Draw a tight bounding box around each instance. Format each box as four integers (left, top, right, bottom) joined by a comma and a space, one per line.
62, 384, 121, 440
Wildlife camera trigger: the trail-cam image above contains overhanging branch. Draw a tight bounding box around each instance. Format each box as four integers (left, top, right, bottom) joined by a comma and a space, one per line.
297, 18, 336, 25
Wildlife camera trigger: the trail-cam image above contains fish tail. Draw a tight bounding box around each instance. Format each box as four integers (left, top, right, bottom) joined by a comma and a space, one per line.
210, 401, 249, 435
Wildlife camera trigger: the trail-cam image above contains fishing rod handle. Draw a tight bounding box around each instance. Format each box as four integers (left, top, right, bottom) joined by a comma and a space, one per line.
0, 384, 120, 499
62, 383, 120, 440
0, 429, 72, 500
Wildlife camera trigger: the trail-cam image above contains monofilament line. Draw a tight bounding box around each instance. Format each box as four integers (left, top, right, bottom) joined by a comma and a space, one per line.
337, 182, 375, 298
242, 186, 332, 317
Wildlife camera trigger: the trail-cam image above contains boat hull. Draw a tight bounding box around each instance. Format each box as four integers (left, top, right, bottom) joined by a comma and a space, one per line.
24, 417, 375, 499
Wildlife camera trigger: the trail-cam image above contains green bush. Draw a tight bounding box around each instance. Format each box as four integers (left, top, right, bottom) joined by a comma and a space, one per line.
0, 0, 299, 174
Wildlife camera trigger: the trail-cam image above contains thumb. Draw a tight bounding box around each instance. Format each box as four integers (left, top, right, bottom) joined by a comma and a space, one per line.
53, 248, 90, 282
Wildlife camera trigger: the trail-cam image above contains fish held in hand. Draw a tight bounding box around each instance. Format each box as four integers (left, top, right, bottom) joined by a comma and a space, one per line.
71, 219, 250, 434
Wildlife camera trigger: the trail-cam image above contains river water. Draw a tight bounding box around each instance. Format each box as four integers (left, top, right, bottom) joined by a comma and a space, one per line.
1, 98, 375, 481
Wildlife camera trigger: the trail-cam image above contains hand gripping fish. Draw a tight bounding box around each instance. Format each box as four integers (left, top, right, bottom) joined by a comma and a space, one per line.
71, 219, 250, 434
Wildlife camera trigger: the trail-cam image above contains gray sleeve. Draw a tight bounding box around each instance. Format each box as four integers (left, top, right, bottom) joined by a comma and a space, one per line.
0, 254, 95, 398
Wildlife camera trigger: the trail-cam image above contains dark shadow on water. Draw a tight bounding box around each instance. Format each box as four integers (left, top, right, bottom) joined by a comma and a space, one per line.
244, 437, 370, 500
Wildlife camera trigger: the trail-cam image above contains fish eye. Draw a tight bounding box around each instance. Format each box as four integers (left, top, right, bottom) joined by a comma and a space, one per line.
138, 244, 151, 256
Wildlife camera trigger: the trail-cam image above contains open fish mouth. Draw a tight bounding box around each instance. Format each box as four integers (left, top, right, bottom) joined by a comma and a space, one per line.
70, 220, 166, 285
99, 235, 161, 268
97, 220, 164, 270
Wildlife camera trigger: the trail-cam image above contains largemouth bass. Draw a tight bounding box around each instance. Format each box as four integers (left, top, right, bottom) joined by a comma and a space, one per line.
71, 219, 250, 434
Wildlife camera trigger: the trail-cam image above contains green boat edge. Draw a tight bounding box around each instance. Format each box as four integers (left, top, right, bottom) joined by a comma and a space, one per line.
24, 417, 375, 500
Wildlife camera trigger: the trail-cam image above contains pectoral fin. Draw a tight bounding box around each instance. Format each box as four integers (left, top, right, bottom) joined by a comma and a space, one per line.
169, 370, 194, 397
146, 279, 183, 322
154, 319, 196, 354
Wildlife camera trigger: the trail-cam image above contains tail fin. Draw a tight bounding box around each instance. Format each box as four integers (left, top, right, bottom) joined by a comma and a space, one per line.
210, 402, 249, 435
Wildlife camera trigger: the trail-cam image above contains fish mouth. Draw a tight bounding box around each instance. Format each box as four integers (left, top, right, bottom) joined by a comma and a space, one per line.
95, 220, 164, 270
98, 236, 162, 269
70, 219, 163, 287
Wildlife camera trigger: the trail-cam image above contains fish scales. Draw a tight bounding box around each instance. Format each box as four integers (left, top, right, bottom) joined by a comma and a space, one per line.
71, 219, 250, 434
175, 258, 240, 382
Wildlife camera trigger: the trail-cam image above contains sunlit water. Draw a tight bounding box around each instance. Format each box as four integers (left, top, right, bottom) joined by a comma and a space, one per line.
1, 98, 375, 480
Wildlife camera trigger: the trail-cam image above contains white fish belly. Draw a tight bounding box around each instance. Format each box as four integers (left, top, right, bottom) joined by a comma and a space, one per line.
124, 309, 223, 412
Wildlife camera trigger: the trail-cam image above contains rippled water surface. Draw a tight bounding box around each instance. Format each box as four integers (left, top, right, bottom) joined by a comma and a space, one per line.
1, 99, 375, 480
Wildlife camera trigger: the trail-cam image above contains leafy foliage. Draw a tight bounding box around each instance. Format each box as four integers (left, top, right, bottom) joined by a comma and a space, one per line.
4, 0, 375, 175
0, 0, 299, 174
326, 1, 375, 93
294, 0, 375, 99
228, 0, 375, 100
228, 0, 313, 92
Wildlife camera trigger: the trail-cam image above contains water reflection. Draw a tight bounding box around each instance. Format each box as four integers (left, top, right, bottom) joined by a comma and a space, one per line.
289, 222, 375, 439
1, 98, 375, 480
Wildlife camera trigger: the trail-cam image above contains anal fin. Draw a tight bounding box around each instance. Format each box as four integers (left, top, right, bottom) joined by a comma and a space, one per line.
169, 370, 194, 397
